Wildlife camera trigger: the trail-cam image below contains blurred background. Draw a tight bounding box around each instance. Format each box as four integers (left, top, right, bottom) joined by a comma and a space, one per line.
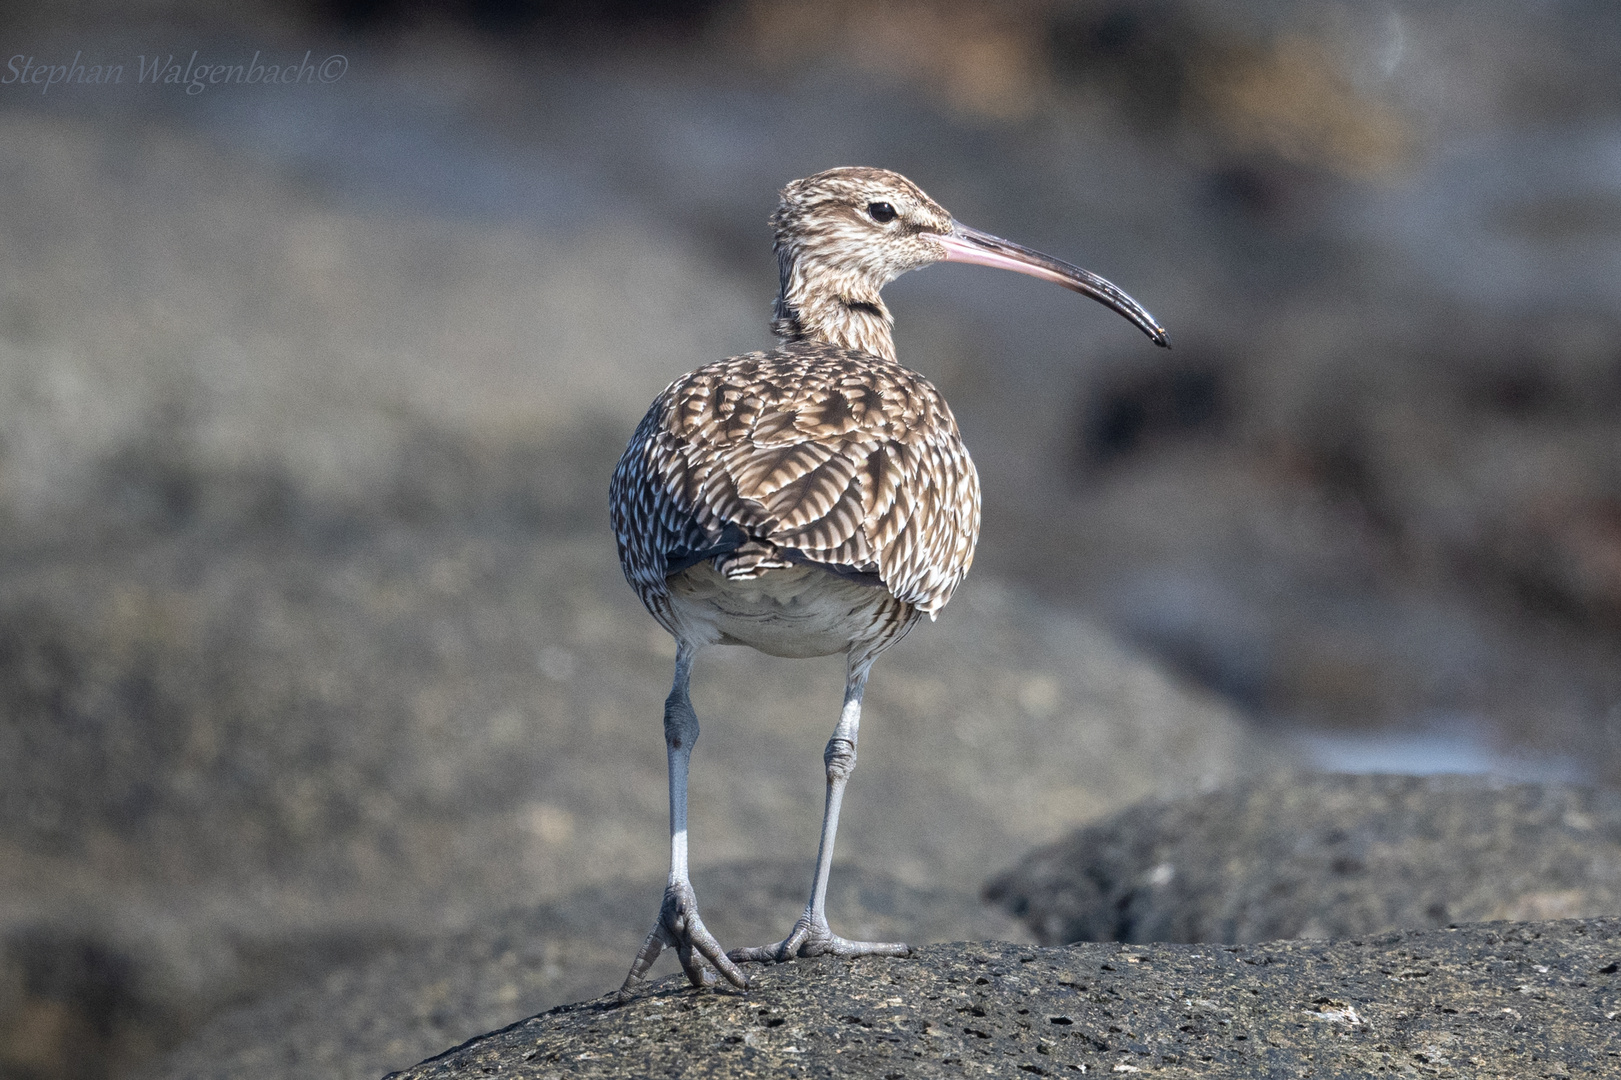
1, 0, 1619, 1077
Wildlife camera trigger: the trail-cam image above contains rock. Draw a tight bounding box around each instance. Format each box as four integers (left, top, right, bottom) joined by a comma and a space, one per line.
386, 921, 1621, 1078
0, 103, 1265, 1080
1, 495, 1258, 1076
9, 10, 1621, 1080
152, 860, 1026, 1080
986, 773, 1621, 946
0, 406, 1259, 1079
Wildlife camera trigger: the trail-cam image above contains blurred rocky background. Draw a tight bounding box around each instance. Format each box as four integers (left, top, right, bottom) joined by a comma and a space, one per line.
1, 1, 1619, 1078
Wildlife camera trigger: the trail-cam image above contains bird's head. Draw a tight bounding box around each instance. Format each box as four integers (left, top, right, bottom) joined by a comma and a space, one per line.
771, 167, 956, 297
770, 166, 1168, 361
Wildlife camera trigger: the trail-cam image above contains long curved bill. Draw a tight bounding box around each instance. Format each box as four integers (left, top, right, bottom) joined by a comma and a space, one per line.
938, 220, 1170, 347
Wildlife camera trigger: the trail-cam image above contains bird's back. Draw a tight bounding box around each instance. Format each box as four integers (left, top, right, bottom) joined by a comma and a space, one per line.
610, 340, 981, 644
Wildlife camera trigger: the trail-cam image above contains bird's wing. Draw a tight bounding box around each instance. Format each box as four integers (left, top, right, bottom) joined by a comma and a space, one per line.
611, 344, 980, 617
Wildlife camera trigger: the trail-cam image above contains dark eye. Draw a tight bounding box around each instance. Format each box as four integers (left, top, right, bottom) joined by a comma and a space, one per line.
867, 201, 897, 223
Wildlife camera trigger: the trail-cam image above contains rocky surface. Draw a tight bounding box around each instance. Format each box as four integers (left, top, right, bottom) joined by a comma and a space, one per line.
152, 860, 1025, 1080
0, 488, 1255, 1077
0, 104, 1255, 1080
987, 773, 1621, 947
387, 921, 1621, 1079
152, 775, 1621, 1076
6, 1, 1621, 777
7, 4, 1621, 1079
0, 91, 1265, 1078
1, 508, 1255, 1080
0, 108, 1256, 1072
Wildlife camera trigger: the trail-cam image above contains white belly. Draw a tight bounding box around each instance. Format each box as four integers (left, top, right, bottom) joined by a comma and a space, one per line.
665, 562, 908, 658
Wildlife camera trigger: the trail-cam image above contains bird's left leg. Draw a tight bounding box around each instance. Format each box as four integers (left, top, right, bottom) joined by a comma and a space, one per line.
729, 655, 912, 964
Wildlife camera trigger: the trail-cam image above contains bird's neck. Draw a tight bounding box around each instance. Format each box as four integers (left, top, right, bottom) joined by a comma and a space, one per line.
772, 272, 897, 364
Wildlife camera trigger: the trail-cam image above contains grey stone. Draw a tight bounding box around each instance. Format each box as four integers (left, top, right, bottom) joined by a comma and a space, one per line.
0, 101, 1260, 1079
1, 489, 1256, 1076
150, 861, 1026, 1080
386, 920, 1621, 1079
986, 773, 1621, 946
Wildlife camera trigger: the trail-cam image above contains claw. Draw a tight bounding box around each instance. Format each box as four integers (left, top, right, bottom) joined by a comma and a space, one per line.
729, 911, 911, 965
619, 879, 749, 1000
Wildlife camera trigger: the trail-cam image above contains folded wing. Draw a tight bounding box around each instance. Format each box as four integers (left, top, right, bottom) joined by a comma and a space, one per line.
610, 341, 981, 626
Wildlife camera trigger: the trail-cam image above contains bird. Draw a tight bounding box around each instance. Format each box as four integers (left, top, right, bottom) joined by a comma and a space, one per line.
610, 166, 1167, 997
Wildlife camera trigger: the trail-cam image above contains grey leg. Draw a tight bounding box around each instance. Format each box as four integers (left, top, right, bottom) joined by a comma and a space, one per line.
729, 655, 912, 964
618, 643, 749, 999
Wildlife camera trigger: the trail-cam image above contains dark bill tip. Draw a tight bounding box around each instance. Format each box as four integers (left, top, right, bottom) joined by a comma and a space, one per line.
939, 220, 1169, 347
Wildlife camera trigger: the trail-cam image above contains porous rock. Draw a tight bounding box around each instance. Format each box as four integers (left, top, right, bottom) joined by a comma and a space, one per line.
152, 860, 1026, 1080
389, 920, 1621, 1078
986, 772, 1621, 946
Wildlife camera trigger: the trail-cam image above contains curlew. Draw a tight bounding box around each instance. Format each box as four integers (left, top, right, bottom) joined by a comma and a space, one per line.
610, 167, 1167, 996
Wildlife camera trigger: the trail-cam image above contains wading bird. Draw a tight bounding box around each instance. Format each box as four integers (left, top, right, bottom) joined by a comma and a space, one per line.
611, 167, 1167, 996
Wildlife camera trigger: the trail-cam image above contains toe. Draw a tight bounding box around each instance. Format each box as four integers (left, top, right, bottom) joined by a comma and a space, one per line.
620, 881, 750, 999
728, 920, 814, 965
686, 921, 750, 989
727, 942, 783, 963
668, 886, 748, 989
830, 937, 913, 958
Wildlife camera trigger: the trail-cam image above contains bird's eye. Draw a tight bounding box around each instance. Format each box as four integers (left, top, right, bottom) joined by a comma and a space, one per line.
867, 201, 897, 223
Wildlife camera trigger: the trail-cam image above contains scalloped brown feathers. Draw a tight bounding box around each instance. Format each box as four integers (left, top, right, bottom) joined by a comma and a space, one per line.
610, 340, 981, 631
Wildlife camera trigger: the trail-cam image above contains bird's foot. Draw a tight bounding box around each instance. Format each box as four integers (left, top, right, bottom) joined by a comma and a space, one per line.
727, 911, 912, 964
618, 878, 749, 1001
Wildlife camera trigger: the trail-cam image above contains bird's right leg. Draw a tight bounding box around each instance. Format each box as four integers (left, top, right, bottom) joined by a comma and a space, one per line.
728, 655, 911, 964
618, 643, 748, 1000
